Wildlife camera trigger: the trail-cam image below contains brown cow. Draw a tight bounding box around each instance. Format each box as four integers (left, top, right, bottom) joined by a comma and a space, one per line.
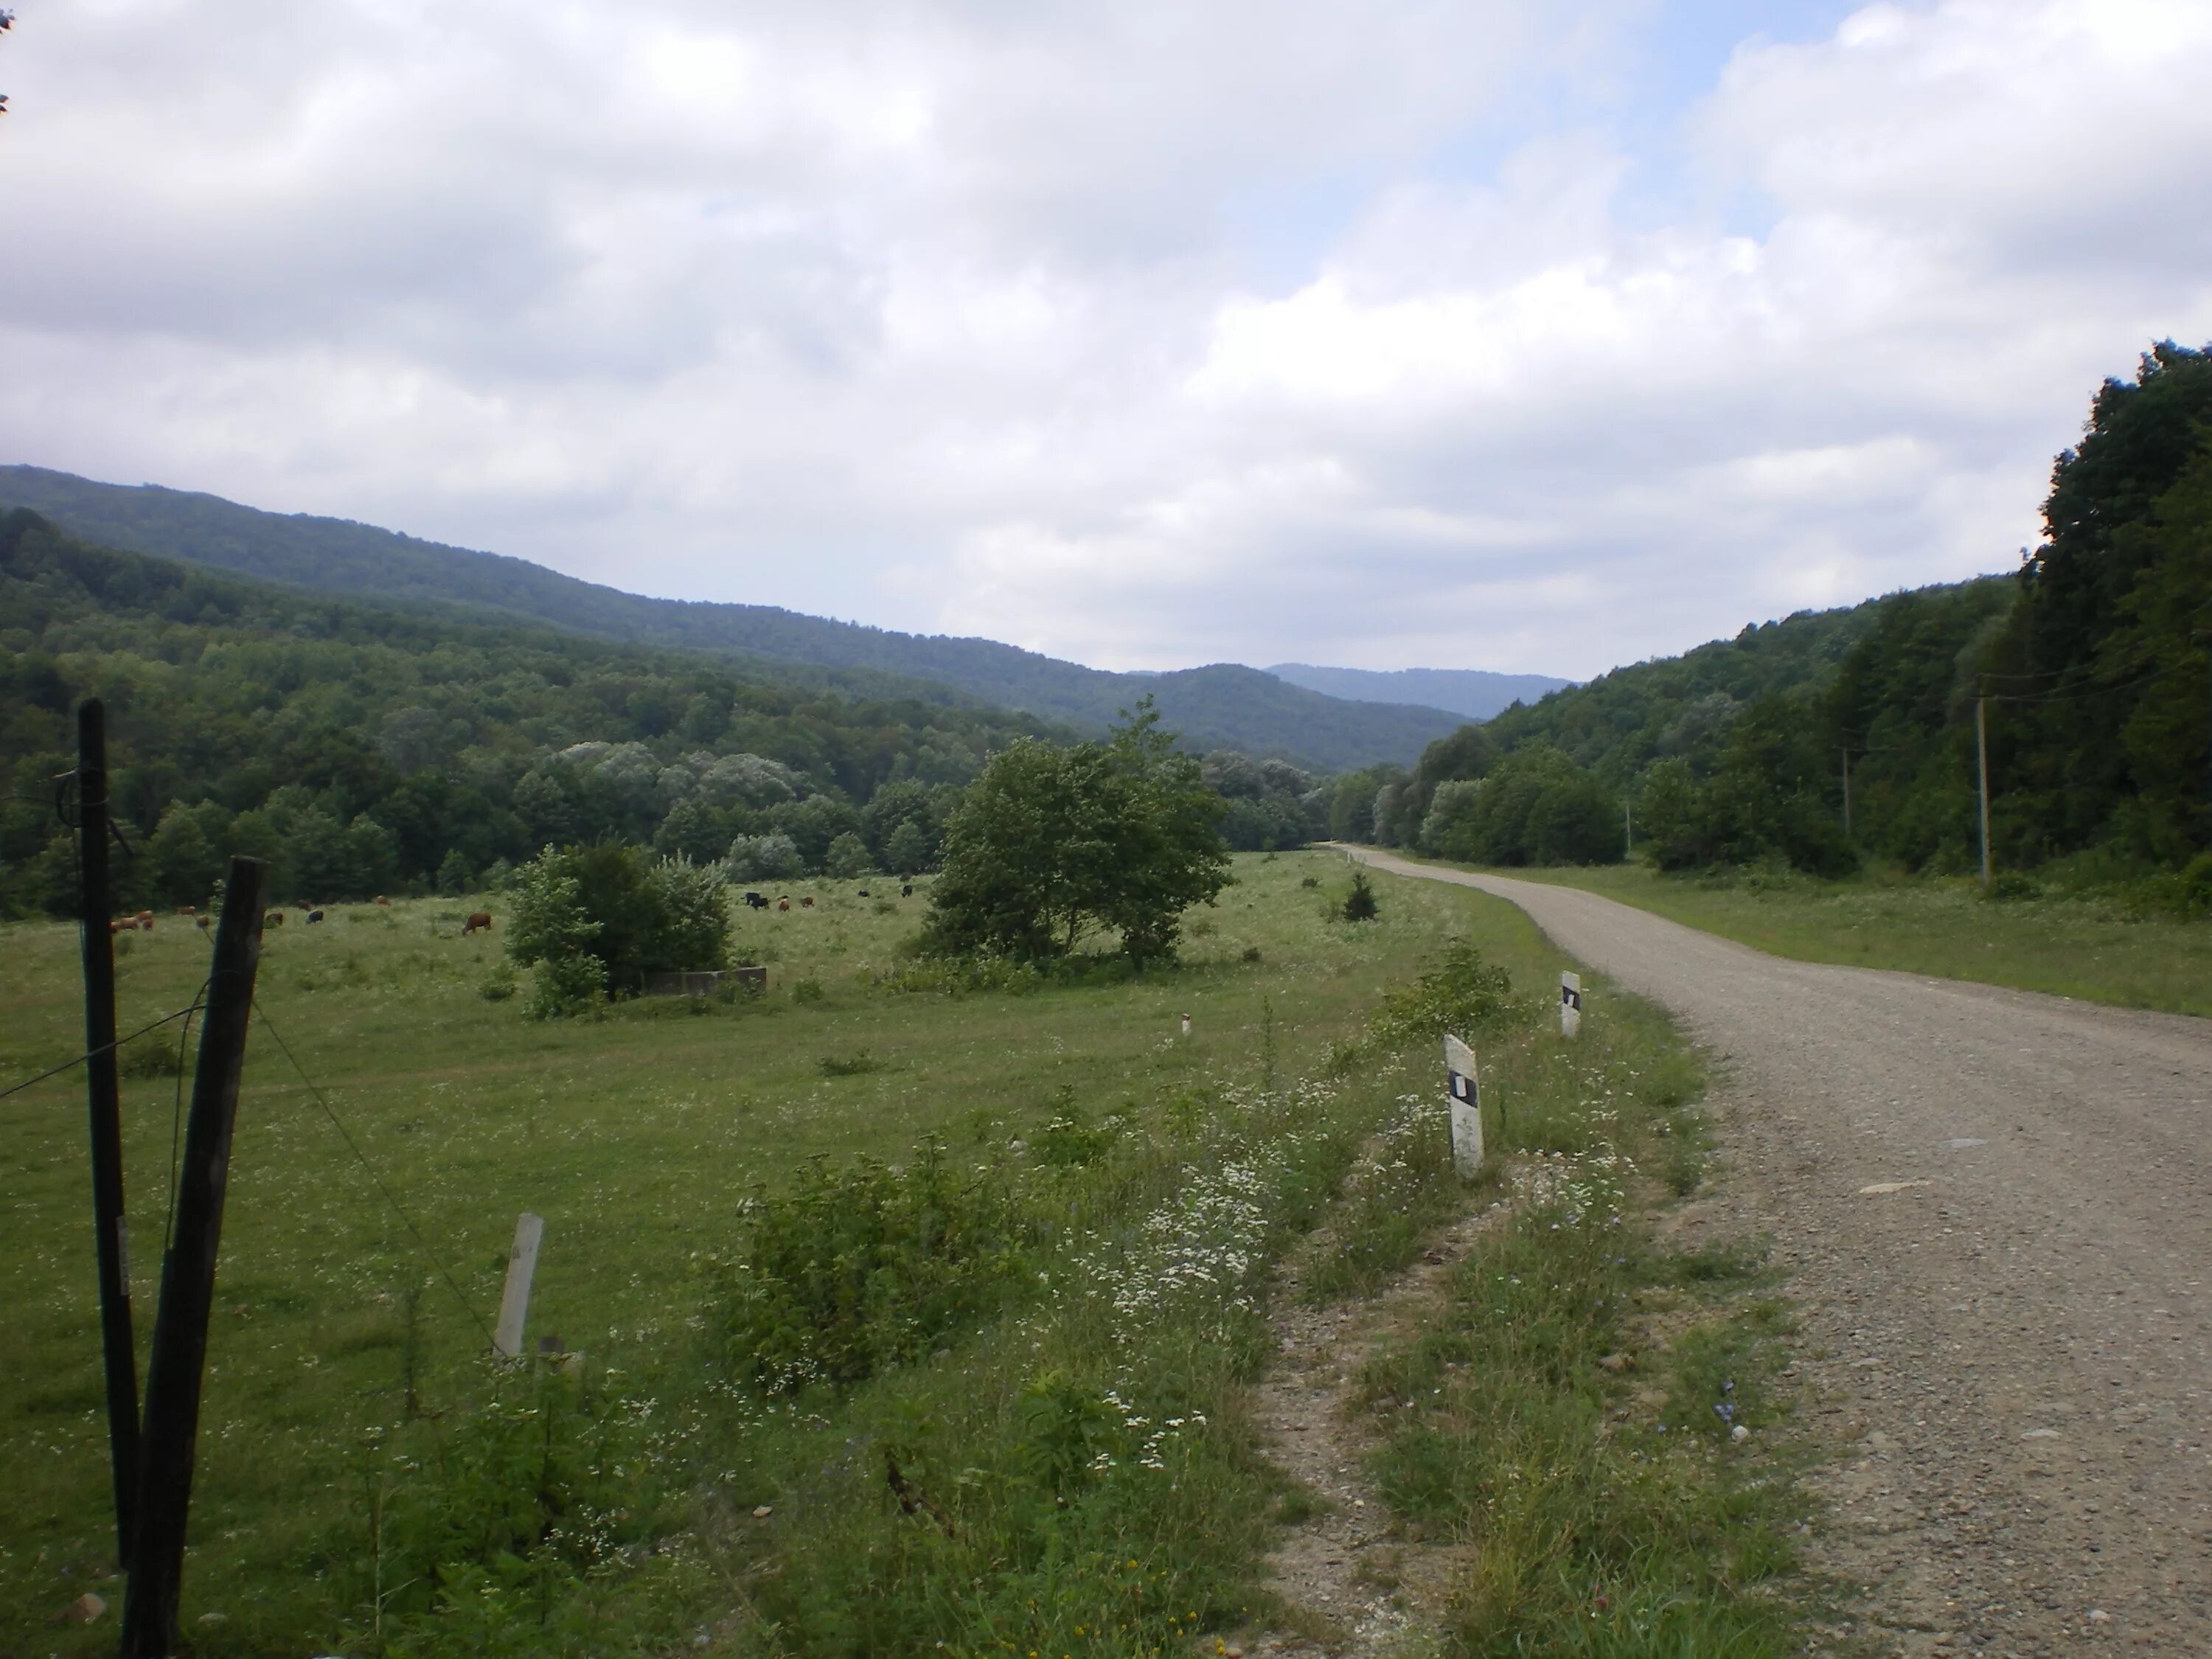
109, 919, 126, 933
265, 910, 285, 926
463, 911, 493, 936
135, 910, 153, 930
195, 915, 211, 931
801, 897, 815, 908
373, 895, 391, 907
777, 898, 790, 911
175, 905, 196, 916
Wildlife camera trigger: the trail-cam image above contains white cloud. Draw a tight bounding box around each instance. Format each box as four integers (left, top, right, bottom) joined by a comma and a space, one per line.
1, 0, 2210, 683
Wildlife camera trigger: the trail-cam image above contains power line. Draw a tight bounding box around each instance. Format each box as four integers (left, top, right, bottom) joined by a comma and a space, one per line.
250, 1000, 497, 1349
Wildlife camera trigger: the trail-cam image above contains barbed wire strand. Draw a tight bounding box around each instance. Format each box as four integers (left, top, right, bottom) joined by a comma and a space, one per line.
0, 1002, 200, 1106
250, 999, 497, 1349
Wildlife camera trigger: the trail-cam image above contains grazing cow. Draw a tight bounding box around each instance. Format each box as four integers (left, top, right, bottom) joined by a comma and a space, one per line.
265, 910, 285, 927
134, 910, 153, 929
175, 905, 195, 916
195, 915, 211, 931
373, 895, 391, 907
777, 898, 790, 911
901, 883, 913, 897
306, 909, 325, 924
801, 897, 815, 908
744, 891, 767, 909
108, 919, 126, 934
463, 911, 493, 936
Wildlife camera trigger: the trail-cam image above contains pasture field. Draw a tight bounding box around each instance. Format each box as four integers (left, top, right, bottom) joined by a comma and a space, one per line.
1, 852, 1814, 1656
1430, 858, 2212, 1018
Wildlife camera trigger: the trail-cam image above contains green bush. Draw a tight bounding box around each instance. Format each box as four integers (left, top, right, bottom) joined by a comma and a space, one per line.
1368, 941, 1517, 1045
711, 1139, 1025, 1394
504, 843, 730, 1011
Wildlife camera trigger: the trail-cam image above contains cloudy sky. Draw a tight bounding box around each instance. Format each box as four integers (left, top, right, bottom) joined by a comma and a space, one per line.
3, 1, 2210, 680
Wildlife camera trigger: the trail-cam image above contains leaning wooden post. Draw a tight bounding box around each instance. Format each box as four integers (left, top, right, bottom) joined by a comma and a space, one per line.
122, 855, 269, 1658
493, 1213, 545, 1357
74, 698, 142, 1565
1444, 1034, 1483, 1179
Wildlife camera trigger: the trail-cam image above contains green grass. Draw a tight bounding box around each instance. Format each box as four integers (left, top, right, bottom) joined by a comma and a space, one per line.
1354, 991, 1820, 1657
0, 853, 1823, 1656
1439, 859, 2212, 1018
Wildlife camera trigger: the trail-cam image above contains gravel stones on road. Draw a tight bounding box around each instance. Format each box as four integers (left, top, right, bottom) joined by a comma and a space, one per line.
1355, 852, 2212, 1658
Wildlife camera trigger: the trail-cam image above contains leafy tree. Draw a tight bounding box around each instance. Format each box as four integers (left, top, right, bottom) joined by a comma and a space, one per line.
728, 832, 803, 881
436, 848, 476, 896
824, 830, 875, 877
922, 699, 1228, 964
883, 818, 932, 875
504, 843, 731, 1006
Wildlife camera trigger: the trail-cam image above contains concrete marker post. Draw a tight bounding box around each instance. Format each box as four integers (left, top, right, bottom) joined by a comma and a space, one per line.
493, 1213, 545, 1358
1444, 1034, 1482, 1180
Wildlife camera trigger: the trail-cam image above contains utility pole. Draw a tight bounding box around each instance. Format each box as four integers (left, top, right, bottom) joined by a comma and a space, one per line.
1841, 746, 1853, 840
1976, 697, 1993, 891
75, 698, 141, 1565
122, 855, 270, 1659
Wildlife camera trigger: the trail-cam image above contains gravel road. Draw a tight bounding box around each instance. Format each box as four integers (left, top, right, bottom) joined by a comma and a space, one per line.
1350, 851, 2212, 1657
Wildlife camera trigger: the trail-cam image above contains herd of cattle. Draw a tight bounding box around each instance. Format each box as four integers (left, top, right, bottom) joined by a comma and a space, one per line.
114, 883, 917, 936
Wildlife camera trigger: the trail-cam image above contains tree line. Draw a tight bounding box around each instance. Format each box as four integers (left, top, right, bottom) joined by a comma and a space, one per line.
1348, 342, 2212, 886
0, 512, 1329, 919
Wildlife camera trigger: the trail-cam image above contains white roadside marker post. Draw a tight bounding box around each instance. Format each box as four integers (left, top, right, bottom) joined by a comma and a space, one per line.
1444, 1034, 1483, 1179
1559, 971, 1582, 1039
493, 1212, 544, 1358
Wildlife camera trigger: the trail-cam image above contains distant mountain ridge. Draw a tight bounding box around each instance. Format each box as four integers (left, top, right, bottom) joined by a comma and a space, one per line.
1267, 663, 1574, 721
0, 465, 1464, 772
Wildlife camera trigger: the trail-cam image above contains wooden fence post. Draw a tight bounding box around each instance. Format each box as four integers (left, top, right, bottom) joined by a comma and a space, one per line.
122, 855, 269, 1658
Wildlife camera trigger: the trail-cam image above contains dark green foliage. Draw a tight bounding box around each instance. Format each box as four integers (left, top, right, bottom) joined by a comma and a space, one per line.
0, 509, 1062, 915
922, 700, 1231, 963
1367, 342, 2212, 880
1203, 750, 1324, 850
0, 466, 1464, 771
1340, 870, 1379, 922
504, 842, 730, 1010
1421, 745, 1621, 866
711, 1140, 1025, 1394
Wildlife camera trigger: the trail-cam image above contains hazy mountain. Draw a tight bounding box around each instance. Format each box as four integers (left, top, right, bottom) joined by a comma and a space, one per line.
1267, 663, 1573, 720
0, 466, 1463, 772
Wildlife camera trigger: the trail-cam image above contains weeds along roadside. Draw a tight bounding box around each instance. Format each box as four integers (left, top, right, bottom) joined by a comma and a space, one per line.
1351, 982, 1823, 1657
338, 1015, 1424, 1656
330, 922, 1820, 1658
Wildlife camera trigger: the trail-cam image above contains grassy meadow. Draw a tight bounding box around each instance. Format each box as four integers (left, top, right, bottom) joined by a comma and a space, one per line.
1433, 858, 2212, 1018
1, 852, 1818, 1656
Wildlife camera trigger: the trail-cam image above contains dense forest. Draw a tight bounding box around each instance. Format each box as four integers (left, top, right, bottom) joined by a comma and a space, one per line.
0, 466, 1464, 771
1358, 342, 2212, 884
0, 512, 1332, 918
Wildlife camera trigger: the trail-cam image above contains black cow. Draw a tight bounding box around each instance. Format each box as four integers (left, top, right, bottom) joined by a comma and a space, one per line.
744, 891, 768, 909
901, 883, 914, 897
306, 908, 325, 924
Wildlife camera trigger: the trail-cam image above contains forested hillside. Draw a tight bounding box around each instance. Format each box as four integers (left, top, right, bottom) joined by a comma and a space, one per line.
0, 509, 1071, 914
1265, 663, 1572, 720
0, 467, 1464, 771
1358, 342, 2212, 884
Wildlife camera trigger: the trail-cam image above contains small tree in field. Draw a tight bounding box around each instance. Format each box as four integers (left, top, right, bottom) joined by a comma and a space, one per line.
922, 699, 1229, 964
1341, 871, 1380, 922
505, 842, 731, 1014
